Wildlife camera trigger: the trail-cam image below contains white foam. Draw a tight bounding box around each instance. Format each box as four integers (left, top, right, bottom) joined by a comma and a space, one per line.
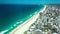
0, 30, 8, 34
13, 24, 17, 26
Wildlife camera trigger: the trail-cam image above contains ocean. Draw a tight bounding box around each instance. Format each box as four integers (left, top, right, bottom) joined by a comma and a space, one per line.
0, 4, 44, 34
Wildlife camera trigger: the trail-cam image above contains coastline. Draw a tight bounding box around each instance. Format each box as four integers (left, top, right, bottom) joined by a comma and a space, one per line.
10, 5, 46, 34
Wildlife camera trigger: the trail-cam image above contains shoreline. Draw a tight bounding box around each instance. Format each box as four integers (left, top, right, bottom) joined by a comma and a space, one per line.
10, 5, 46, 34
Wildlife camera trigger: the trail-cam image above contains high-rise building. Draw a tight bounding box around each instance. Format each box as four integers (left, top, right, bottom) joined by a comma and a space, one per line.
24, 5, 60, 34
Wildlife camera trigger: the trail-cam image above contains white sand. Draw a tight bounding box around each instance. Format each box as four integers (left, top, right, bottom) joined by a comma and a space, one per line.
10, 5, 46, 34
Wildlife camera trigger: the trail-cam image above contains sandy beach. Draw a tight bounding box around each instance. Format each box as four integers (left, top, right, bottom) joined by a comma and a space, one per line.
10, 5, 46, 34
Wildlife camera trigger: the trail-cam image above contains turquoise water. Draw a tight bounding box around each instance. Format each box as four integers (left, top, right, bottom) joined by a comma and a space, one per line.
0, 4, 44, 34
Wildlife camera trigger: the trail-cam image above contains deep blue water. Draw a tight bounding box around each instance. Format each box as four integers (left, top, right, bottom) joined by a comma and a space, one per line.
0, 4, 44, 34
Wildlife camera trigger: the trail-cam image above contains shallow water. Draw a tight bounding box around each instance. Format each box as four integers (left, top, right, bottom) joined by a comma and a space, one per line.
0, 4, 44, 34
